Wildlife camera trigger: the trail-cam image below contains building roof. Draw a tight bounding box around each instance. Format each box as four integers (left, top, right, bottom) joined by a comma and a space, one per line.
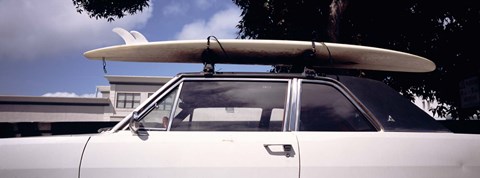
105, 75, 172, 85
0, 95, 110, 106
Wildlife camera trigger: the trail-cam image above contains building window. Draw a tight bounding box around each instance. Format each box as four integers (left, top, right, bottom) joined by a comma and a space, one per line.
147, 93, 174, 111
158, 94, 174, 111
117, 93, 141, 108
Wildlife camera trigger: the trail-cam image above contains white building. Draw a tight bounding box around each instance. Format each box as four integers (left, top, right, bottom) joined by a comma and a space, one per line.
0, 75, 171, 137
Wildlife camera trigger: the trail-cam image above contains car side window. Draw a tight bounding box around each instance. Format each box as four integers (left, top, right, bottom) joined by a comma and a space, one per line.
299, 82, 375, 131
140, 88, 179, 130
169, 80, 288, 131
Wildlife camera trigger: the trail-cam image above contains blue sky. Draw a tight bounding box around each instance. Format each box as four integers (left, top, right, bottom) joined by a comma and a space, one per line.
0, 0, 270, 97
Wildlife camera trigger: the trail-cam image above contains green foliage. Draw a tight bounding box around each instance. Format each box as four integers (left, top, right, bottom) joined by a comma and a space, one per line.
234, 0, 480, 120
72, 0, 149, 22
233, 0, 331, 40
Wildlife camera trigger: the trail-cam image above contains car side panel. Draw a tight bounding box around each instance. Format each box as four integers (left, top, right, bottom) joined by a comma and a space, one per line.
297, 132, 480, 178
80, 131, 299, 178
0, 136, 90, 178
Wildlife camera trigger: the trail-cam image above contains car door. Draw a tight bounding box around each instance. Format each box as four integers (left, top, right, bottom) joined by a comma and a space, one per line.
80, 78, 299, 178
294, 79, 380, 178
294, 79, 480, 178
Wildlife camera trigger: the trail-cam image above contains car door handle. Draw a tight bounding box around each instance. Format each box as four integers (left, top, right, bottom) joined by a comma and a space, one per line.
264, 144, 295, 158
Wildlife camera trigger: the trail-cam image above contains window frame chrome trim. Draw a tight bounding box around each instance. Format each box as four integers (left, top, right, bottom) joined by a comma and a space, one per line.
165, 77, 292, 132
166, 82, 184, 131
283, 79, 293, 131
288, 78, 300, 132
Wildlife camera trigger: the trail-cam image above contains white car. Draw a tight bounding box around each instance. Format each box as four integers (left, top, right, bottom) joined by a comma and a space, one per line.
1, 30, 479, 178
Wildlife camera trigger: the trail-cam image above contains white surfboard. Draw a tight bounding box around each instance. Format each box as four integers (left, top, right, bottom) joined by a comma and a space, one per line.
84, 33, 435, 73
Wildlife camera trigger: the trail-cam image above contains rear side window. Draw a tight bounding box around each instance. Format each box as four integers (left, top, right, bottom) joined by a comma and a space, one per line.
338, 76, 450, 132
169, 80, 288, 131
299, 82, 375, 131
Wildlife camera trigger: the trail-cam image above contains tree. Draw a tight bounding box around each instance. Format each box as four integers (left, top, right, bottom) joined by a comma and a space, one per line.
72, 0, 149, 22
233, 0, 480, 120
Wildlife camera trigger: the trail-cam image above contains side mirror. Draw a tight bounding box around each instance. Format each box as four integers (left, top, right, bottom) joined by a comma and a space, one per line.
97, 127, 112, 133
128, 111, 149, 139
129, 111, 142, 135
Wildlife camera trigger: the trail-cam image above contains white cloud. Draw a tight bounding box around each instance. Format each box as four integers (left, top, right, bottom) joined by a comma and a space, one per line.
195, 0, 218, 10
0, 0, 153, 60
175, 6, 240, 40
162, 0, 219, 16
162, 2, 189, 16
43, 92, 98, 98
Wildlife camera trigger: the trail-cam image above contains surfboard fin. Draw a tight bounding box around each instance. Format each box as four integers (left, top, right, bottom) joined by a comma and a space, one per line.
130, 31, 149, 43
112, 27, 148, 45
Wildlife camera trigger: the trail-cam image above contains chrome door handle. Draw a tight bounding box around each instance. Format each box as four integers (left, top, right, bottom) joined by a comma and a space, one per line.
264, 144, 295, 158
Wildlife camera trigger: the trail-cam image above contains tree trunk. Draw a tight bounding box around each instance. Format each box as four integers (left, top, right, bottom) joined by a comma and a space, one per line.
328, 0, 348, 42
